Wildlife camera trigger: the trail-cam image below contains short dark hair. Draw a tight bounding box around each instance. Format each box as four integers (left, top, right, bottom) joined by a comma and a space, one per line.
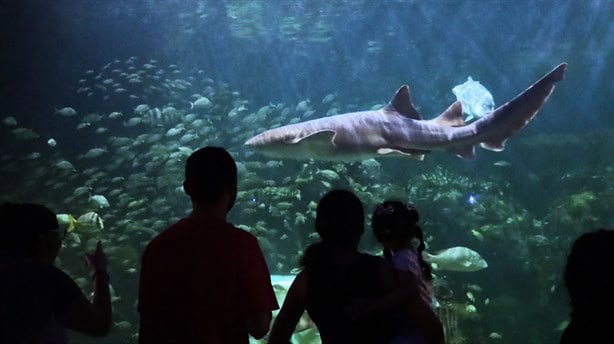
184, 146, 237, 203
301, 189, 365, 270
0, 202, 58, 255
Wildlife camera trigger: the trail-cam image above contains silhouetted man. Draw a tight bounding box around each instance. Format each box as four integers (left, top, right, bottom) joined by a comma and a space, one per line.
138, 146, 278, 343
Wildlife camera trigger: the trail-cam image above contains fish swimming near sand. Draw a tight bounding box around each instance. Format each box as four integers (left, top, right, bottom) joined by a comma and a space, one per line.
244, 63, 567, 162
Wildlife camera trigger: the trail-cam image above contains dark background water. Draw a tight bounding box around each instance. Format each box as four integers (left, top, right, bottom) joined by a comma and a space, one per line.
1, 1, 612, 343
2, 0, 612, 130
2, 0, 611, 219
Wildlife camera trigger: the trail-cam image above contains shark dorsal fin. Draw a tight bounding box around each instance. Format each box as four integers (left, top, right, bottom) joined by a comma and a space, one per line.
384, 85, 422, 120
432, 101, 465, 127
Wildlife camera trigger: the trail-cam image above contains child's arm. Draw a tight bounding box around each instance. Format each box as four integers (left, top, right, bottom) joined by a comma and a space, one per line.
268, 271, 308, 344
369, 262, 420, 313
410, 297, 445, 344
387, 265, 444, 344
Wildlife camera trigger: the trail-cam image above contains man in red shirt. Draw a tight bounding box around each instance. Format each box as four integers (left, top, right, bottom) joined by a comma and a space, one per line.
138, 146, 279, 344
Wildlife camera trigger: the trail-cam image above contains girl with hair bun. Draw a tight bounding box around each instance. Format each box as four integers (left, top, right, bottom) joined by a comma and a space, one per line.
372, 200, 436, 343
372, 200, 433, 306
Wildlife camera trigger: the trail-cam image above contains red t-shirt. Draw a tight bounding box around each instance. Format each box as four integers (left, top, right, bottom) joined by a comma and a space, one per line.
138, 217, 279, 344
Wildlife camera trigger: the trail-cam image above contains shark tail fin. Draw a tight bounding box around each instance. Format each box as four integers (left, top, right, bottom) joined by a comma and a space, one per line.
477, 63, 567, 152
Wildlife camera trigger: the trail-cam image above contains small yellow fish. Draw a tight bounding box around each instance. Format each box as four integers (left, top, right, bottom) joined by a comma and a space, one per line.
57, 212, 104, 232
56, 214, 78, 232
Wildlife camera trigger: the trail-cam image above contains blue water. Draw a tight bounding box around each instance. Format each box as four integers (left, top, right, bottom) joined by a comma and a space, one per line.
1, 1, 612, 343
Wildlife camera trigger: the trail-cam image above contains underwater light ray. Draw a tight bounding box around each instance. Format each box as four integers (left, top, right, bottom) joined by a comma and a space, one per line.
435, 2, 506, 88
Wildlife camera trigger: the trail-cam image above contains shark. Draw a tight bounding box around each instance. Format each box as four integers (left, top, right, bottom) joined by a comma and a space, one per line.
244, 63, 567, 162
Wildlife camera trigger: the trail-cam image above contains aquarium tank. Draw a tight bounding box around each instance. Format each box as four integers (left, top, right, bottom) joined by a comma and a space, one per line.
1, 0, 612, 343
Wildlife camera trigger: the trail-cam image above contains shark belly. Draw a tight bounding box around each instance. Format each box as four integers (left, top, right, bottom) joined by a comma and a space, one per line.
245, 111, 398, 161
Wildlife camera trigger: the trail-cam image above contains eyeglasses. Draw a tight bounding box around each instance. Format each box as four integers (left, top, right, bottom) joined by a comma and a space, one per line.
49, 228, 67, 240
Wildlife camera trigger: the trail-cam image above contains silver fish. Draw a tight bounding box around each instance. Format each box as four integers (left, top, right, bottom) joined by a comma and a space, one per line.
452, 76, 495, 121
426, 246, 488, 272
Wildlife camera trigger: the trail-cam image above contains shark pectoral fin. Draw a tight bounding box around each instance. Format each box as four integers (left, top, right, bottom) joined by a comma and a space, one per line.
383, 85, 423, 120
290, 130, 337, 146
377, 147, 426, 160
451, 145, 476, 159
480, 140, 506, 152
432, 101, 465, 127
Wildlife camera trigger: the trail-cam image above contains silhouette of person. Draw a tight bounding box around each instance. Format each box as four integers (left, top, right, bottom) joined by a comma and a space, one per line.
0, 202, 111, 344
138, 146, 279, 344
372, 200, 434, 343
560, 228, 614, 344
268, 190, 444, 344
373, 201, 433, 304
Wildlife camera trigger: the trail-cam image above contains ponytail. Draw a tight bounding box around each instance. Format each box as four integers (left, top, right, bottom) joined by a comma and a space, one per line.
414, 225, 432, 281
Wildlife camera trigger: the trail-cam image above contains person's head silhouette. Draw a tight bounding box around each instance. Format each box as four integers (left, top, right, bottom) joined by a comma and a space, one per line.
315, 189, 365, 249
301, 189, 365, 270
183, 146, 237, 211
564, 228, 614, 315
0, 202, 62, 263
561, 228, 614, 343
372, 201, 424, 253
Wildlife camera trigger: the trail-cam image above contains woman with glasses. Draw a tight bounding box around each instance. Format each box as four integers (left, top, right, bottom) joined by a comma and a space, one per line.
0, 202, 111, 343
